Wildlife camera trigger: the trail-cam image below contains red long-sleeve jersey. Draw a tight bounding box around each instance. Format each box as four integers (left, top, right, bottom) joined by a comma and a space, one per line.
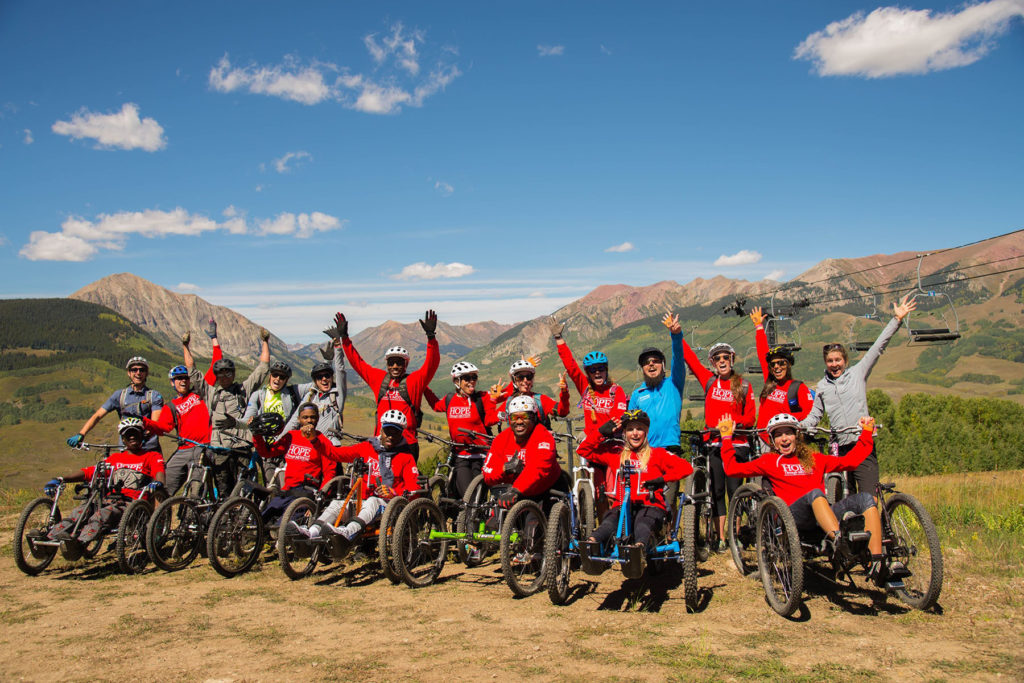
720, 430, 873, 505
496, 383, 571, 425
556, 343, 628, 439
682, 339, 756, 445
82, 450, 165, 500
316, 440, 419, 498
203, 345, 223, 386
142, 391, 211, 444
254, 430, 338, 490
482, 424, 561, 497
753, 325, 814, 443
576, 432, 692, 510
423, 387, 499, 455
342, 337, 440, 445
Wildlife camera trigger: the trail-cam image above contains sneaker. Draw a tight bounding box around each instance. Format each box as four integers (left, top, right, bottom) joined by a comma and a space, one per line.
286, 521, 312, 538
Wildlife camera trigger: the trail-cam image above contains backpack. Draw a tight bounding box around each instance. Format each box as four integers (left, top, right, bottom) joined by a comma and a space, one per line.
118, 387, 154, 418
376, 375, 423, 427
786, 381, 807, 412
253, 385, 302, 419
444, 391, 493, 436
703, 376, 749, 406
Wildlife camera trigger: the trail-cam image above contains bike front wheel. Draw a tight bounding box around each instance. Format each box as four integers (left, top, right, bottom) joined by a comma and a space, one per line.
543, 501, 572, 605
146, 496, 203, 572
378, 496, 409, 585
207, 497, 264, 578
685, 469, 712, 563
756, 496, 803, 617
727, 483, 762, 580
277, 497, 319, 580
500, 499, 547, 598
13, 497, 61, 576
392, 497, 448, 588
886, 492, 943, 610
116, 499, 153, 575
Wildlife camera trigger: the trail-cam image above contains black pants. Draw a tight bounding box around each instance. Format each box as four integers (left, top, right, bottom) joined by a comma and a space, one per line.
591, 504, 666, 547
838, 442, 879, 495
211, 448, 251, 499
453, 458, 482, 499
262, 486, 316, 526
709, 443, 750, 517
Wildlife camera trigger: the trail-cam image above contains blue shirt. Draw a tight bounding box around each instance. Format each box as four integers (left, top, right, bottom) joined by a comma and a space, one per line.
628, 331, 685, 448
101, 385, 164, 451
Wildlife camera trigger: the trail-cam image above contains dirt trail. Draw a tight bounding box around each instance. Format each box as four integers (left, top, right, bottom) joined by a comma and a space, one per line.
0, 512, 1020, 683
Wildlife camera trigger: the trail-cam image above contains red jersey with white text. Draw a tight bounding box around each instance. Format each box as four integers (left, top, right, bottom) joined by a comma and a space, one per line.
753, 324, 814, 443
576, 432, 692, 510
423, 387, 499, 456
254, 430, 338, 490
143, 391, 212, 444
682, 339, 756, 445
316, 440, 420, 498
82, 450, 165, 500
556, 343, 628, 439
482, 424, 561, 497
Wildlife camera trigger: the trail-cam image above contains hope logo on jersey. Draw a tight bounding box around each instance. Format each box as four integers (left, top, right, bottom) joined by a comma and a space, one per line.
177, 393, 202, 414
286, 445, 314, 462
383, 389, 408, 405
780, 462, 809, 476
709, 385, 734, 403
449, 406, 472, 419
768, 388, 788, 404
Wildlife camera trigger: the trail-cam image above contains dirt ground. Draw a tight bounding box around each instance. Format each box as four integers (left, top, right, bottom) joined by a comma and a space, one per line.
0, 509, 1021, 683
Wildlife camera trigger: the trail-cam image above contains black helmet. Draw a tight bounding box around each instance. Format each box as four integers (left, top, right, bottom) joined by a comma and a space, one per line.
637, 347, 665, 366
212, 358, 235, 374
311, 361, 332, 378
269, 361, 292, 378
250, 412, 285, 437
765, 345, 795, 367
620, 409, 651, 429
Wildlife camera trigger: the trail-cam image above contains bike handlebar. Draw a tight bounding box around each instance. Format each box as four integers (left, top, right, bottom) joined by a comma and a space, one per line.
72, 443, 120, 451
177, 437, 236, 453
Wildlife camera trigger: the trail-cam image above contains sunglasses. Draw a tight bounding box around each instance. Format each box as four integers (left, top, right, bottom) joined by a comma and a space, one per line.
459, 374, 479, 382
823, 343, 845, 352
769, 360, 789, 368
641, 357, 664, 366
386, 359, 407, 367
270, 372, 288, 379
711, 353, 732, 362
312, 373, 332, 382
513, 373, 533, 381
509, 412, 533, 422
585, 364, 608, 373
128, 367, 148, 373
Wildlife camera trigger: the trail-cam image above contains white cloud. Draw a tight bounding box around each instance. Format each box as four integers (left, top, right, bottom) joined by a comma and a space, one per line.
794, 0, 1024, 78
52, 103, 166, 151
365, 23, 424, 75
600, 45, 612, 56
175, 282, 201, 293
22, 129, 33, 145
392, 262, 476, 280
714, 249, 762, 267
19, 207, 342, 261
273, 150, 312, 173
764, 269, 786, 281
209, 55, 334, 105
434, 180, 454, 196
538, 45, 565, 57
605, 241, 634, 253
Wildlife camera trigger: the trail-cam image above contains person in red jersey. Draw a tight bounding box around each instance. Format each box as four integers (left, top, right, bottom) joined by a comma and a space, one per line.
489, 358, 571, 430
289, 410, 419, 544
718, 412, 900, 584
749, 307, 813, 444
143, 365, 213, 496
423, 362, 500, 498
482, 395, 562, 509
578, 410, 692, 574
682, 339, 756, 551
44, 417, 165, 545
334, 310, 440, 462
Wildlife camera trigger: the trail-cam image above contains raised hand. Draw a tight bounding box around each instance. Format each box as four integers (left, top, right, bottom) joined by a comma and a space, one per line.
716, 415, 735, 438
548, 317, 565, 338
181, 330, 191, 346
558, 372, 567, 390
258, 327, 270, 342
859, 416, 876, 434
333, 312, 349, 339
319, 342, 335, 361
749, 306, 765, 327
419, 310, 438, 337
892, 294, 917, 321
488, 381, 504, 402
523, 355, 540, 368
204, 317, 218, 339
300, 422, 317, 441
662, 312, 682, 334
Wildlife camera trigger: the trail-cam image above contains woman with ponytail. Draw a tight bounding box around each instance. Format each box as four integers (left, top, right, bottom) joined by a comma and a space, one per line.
749, 306, 814, 444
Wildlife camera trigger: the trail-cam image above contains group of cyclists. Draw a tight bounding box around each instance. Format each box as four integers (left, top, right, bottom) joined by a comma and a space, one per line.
36, 292, 921, 594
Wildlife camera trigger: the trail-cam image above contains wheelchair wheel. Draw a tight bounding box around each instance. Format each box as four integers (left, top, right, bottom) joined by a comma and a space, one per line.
277, 497, 319, 580
377, 497, 409, 585
116, 499, 153, 575
500, 499, 547, 598
543, 501, 573, 605
13, 497, 61, 576
886, 492, 943, 610
681, 503, 699, 611
207, 497, 264, 578
685, 469, 712, 563
727, 483, 762, 580
576, 485, 596, 539
756, 496, 803, 617
392, 498, 448, 588
456, 474, 491, 567
147, 496, 203, 572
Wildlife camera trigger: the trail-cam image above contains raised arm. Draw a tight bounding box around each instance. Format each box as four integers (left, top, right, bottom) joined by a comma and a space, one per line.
858, 294, 916, 379
551, 319, 587, 396
751, 307, 770, 382
258, 327, 271, 365
681, 338, 712, 389
666, 313, 687, 394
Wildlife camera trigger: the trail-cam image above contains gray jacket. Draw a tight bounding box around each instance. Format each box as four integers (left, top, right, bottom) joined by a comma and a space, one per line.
800, 317, 902, 446
190, 361, 269, 452
283, 351, 348, 445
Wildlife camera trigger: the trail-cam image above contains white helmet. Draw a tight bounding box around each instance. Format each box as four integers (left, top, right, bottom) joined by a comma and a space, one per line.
507, 395, 537, 415
125, 356, 149, 370
118, 416, 146, 436
451, 361, 479, 381
707, 343, 736, 363
508, 360, 535, 378
384, 346, 410, 362
380, 409, 408, 430
766, 413, 800, 439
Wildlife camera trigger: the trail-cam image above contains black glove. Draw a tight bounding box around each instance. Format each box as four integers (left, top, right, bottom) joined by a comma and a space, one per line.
548, 318, 564, 339
643, 477, 666, 491
503, 458, 524, 477
181, 330, 191, 346
214, 414, 237, 430
333, 312, 349, 339
319, 342, 335, 361
419, 309, 438, 338
258, 327, 270, 342
598, 419, 618, 438
498, 488, 520, 509
204, 318, 217, 339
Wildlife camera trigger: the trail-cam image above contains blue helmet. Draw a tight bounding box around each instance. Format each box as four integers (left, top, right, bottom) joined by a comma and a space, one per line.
582, 351, 608, 368
168, 365, 189, 379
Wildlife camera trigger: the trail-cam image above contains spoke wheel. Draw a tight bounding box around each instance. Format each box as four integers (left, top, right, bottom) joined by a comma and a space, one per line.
756, 496, 803, 617
727, 483, 762, 579
276, 497, 319, 580
392, 498, 449, 588
500, 499, 547, 598
146, 496, 204, 572
208, 497, 264, 578
13, 497, 61, 576
456, 474, 492, 567
543, 501, 572, 605
886, 492, 943, 610
576, 485, 596, 539
377, 497, 409, 585
681, 502, 699, 611
685, 469, 712, 563
116, 499, 152, 575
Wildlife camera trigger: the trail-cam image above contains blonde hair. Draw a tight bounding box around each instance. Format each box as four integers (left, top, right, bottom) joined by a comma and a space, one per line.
620, 440, 652, 470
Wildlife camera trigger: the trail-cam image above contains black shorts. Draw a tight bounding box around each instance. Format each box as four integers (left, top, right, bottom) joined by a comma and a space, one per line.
789, 490, 874, 531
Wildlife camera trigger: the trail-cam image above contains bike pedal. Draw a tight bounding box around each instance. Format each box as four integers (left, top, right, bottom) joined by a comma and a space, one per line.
884, 579, 905, 590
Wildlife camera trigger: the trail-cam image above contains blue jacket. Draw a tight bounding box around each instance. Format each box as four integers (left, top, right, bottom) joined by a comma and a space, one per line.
628, 331, 685, 448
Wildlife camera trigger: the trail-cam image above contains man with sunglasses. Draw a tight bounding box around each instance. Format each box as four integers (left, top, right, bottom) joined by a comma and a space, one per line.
66, 356, 164, 453
282, 323, 347, 446
334, 309, 440, 462
184, 327, 271, 494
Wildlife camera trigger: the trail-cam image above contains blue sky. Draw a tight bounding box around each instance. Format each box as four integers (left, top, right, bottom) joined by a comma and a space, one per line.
2, 1, 1022, 341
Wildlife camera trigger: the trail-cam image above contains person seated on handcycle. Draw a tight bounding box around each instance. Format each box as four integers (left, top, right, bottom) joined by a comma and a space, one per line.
252, 403, 339, 524
718, 412, 903, 584
43, 417, 165, 547
481, 394, 562, 518
290, 409, 419, 543
577, 409, 692, 575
